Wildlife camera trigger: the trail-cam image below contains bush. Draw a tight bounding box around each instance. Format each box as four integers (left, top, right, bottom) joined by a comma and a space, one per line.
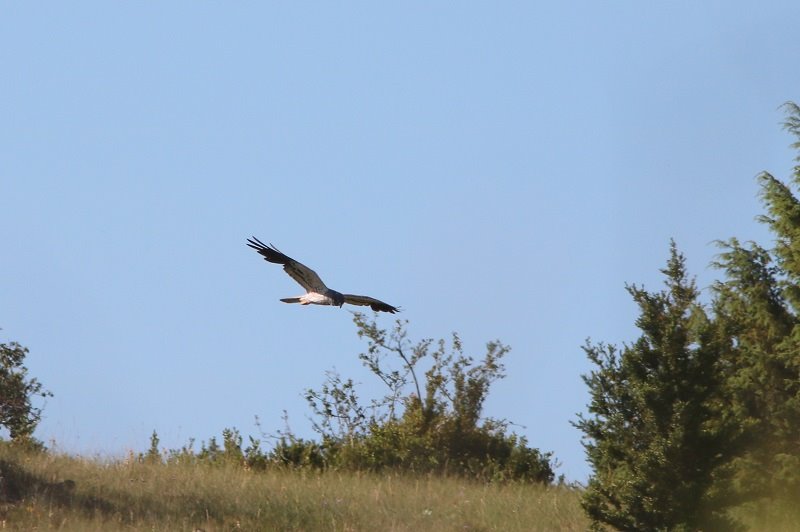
0, 335, 51, 446
302, 314, 556, 483
153, 316, 556, 484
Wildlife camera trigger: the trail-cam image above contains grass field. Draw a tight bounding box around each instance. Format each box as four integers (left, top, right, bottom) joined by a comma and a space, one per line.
0, 446, 588, 531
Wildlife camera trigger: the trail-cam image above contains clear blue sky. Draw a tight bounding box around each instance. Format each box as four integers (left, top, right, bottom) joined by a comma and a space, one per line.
2, 2, 799, 481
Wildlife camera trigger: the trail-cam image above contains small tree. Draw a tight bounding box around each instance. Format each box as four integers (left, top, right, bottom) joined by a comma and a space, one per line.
0, 336, 52, 444
575, 243, 741, 530
144, 430, 162, 463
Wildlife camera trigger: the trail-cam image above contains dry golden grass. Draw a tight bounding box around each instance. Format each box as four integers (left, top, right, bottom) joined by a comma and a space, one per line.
0, 447, 588, 531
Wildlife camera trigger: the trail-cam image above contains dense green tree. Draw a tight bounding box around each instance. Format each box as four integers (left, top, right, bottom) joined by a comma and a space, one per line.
711, 239, 799, 499
0, 336, 51, 444
576, 103, 800, 528
711, 102, 800, 501
575, 243, 741, 531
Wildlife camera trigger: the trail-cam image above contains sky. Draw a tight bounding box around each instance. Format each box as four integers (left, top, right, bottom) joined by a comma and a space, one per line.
2, 2, 799, 482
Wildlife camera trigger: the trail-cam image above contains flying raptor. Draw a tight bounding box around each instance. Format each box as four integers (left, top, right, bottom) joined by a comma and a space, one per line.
246, 237, 400, 314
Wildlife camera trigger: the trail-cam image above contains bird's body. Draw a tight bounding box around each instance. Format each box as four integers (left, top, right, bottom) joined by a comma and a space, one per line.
279, 290, 343, 307
246, 237, 399, 314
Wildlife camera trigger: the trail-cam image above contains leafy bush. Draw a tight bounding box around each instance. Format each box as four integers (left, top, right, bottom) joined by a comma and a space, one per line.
167, 315, 555, 484
301, 314, 556, 483
0, 334, 51, 447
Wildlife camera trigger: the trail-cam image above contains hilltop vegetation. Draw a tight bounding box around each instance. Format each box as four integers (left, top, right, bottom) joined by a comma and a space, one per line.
4, 104, 800, 530
0, 443, 585, 531
575, 103, 800, 530
1, 309, 563, 530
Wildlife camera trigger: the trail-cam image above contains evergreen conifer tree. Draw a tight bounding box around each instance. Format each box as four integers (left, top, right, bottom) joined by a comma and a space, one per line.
576, 243, 740, 530
711, 102, 800, 500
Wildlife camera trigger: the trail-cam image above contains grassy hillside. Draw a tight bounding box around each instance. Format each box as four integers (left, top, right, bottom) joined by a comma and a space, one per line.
0, 446, 587, 531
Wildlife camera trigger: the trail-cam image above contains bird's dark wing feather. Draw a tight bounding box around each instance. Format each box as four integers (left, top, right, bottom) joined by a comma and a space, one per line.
342, 294, 400, 314
247, 237, 328, 292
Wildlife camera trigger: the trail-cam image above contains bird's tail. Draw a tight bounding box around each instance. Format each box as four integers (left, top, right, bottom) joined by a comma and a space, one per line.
280, 297, 301, 304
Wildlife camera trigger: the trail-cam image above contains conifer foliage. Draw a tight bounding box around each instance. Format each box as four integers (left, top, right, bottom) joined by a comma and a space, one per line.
712, 102, 800, 500
577, 103, 800, 529
575, 243, 739, 530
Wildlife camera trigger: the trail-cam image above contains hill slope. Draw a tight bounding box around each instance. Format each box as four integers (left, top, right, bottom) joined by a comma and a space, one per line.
0, 446, 586, 531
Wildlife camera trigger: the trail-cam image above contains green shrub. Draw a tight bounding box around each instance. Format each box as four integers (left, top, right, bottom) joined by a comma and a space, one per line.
301, 314, 556, 483
0, 334, 51, 446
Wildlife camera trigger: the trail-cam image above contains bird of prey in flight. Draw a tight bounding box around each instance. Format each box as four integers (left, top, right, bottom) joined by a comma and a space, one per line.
246, 237, 400, 314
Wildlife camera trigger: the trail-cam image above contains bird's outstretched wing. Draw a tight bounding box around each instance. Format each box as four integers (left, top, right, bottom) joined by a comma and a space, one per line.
246, 237, 328, 293
343, 294, 400, 314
